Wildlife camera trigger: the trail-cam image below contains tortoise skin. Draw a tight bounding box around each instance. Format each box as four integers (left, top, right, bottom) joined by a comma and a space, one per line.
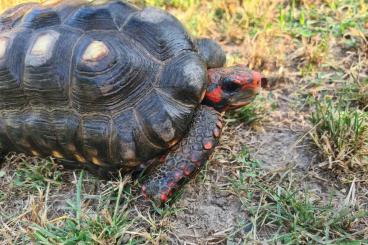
0, 0, 207, 169
142, 105, 223, 203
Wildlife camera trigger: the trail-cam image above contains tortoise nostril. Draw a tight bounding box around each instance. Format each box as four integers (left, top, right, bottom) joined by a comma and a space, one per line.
251, 71, 262, 87
261, 77, 268, 88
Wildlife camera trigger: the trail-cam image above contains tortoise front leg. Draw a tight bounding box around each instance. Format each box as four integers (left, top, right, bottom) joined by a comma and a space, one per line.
141, 106, 223, 204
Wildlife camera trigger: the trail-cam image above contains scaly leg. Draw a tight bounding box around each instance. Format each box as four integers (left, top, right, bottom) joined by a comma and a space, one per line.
141, 106, 223, 204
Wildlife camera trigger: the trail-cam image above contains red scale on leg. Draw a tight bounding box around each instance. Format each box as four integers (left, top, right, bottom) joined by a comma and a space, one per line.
141, 106, 224, 205
203, 139, 213, 150
184, 164, 197, 177
160, 193, 168, 203
191, 151, 203, 165
174, 171, 182, 181
183, 166, 191, 176
141, 185, 148, 199
159, 155, 167, 163
168, 181, 176, 188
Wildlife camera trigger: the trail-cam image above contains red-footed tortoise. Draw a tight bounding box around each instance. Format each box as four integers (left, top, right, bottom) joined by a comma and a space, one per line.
0, 0, 261, 204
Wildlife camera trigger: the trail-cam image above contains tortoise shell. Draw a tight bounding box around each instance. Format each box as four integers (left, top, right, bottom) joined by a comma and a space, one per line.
0, 0, 208, 168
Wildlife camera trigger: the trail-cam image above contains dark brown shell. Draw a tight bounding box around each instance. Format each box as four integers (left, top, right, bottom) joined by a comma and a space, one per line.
0, 0, 208, 167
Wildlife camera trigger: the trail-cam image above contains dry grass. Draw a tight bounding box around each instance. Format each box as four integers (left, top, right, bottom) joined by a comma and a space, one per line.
0, 0, 41, 11
309, 99, 368, 173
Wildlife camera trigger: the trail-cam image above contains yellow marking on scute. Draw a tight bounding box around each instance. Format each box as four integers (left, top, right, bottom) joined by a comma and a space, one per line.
89, 0, 110, 5
168, 139, 179, 147
92, 157, 102, 166
31, 31, 60, 56
82, 40, 109, 62
31, 150, 39, 156
75, 154, 86, 163
0, 37, 8, 59
52, 150, 63, 158
43, 0, 88, 8
42, 0, 63, 7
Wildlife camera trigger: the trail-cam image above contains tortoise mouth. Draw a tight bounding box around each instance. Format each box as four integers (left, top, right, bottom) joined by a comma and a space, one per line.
227, 87, 259, 108
227, 95, 257, 110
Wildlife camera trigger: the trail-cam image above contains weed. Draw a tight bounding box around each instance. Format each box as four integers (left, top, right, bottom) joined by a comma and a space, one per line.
229, 147, 368, 243
31, 171, 141, 244
229, 93, 276, 126
14, 156, 63, 192
309, 98, 368, 171
339, 79, 368, 111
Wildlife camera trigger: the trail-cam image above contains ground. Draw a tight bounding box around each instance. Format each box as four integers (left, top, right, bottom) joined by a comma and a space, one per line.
0, 0, 368, 244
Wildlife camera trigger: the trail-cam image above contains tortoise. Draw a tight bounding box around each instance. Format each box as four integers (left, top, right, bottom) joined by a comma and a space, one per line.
0, 0, 261, 204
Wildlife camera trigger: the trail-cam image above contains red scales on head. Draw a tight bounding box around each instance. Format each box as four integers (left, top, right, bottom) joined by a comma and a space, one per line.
203, 65, 262, 112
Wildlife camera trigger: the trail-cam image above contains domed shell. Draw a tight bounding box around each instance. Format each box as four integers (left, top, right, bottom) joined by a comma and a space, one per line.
0, 0, 208, 166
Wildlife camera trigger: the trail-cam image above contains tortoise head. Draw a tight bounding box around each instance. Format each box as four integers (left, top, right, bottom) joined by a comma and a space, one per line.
203, 65, 262, 112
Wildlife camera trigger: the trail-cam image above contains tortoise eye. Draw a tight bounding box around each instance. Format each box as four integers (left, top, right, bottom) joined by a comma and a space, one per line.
221, 78, 242, 92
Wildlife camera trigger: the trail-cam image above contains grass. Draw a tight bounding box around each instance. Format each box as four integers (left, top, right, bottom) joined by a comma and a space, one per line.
230, 148, 368, 243
13, 156, 63, 192
309, 98, 368, 172
339, 79, 368, 111
1, 164, 178, 244
31, 172, 139, 244
0, 0, 368, 243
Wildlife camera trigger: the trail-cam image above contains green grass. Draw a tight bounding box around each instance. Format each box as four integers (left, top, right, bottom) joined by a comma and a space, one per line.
309, 98, 368, 172
229, 148, 368, 244
339, 79, 368, 111
23, 170, 180, 244
14, 157, 63, 192
31, 172, 140, 244
230, 93, 278, 126
279, 0, 367, 38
